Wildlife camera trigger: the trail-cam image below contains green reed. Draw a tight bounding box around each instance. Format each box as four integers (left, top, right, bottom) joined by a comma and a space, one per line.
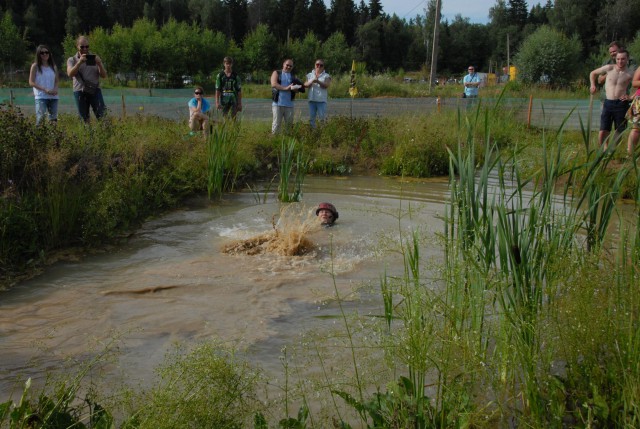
277, 137, 308, 203
206, 121, 241, 199
441, 99, 640, 426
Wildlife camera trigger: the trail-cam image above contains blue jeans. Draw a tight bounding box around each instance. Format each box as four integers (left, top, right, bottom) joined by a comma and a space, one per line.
35, 99, 58, 125
308, 101, 327, 128
73, 89, 106, 122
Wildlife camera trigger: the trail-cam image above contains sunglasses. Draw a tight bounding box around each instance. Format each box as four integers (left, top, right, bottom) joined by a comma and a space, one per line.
40, 51, 50, 55
79, 45, 89, 49
315, 63, 324, 67
284, 64, 293, 68
194, 91, 202, 95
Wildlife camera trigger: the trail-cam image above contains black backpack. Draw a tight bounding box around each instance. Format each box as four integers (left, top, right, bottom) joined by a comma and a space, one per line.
271, 70, 305, 102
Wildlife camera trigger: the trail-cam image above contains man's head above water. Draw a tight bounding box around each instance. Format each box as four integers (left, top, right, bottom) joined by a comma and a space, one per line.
315, 202, 339, 226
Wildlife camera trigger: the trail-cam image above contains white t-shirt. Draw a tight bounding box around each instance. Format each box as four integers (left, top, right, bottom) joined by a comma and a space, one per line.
306, 71, 330, 103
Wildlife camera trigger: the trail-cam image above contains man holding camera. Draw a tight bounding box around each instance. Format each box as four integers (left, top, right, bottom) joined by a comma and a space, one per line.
67, 35, 107, 122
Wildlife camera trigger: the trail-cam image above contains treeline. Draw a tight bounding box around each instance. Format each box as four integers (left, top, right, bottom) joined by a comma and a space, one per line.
1, 0, 639, 81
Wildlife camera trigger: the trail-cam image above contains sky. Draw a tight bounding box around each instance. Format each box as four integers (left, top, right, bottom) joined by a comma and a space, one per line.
380, 0, 545, 24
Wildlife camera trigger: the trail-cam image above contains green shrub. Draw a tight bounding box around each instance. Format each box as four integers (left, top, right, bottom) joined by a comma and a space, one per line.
122, 342, 262, 429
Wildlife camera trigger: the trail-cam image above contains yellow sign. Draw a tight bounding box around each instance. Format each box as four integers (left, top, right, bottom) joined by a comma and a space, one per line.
349, 60, 358, 98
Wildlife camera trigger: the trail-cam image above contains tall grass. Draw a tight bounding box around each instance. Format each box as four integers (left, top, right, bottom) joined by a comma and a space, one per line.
277, 137, 308, 202
206, 121, 241, 199
440, 100, 639, 426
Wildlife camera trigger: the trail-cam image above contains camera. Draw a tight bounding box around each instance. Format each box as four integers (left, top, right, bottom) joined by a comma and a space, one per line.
85, 54, 96, 66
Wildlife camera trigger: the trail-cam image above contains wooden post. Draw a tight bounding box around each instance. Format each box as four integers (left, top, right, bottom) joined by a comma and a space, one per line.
9, 90, 14, 106
121, 94, 126, 118
437, 96, 441, 113
527, 94, 533, 128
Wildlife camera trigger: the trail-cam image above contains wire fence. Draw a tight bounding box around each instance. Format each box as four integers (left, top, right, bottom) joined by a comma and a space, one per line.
0, 88, 599, 130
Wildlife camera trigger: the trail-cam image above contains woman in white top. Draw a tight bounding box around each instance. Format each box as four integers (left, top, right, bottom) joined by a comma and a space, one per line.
28, 45, 59, 125
304, 59, 331, 128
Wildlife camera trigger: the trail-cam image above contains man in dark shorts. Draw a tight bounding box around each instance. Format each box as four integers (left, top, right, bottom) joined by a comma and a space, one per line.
589, 49, 634, 149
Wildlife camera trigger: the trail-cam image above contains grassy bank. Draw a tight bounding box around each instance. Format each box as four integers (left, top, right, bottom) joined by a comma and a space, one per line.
0, 98, 537, 287
2, 95, 640, 428
3, 94, 636, 286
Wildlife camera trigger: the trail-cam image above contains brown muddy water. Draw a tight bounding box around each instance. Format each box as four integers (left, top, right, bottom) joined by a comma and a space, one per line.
0, 175, 449, 401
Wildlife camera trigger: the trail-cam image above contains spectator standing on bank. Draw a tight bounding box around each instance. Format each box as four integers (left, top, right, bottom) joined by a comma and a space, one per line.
215, 56, 242, 119
271, 59, 304, 134
304, 59, 331, 128
598, 42, 620, 85
188, 86, 211, 136
463, 65, 480, 98
66, 36, 107, 122
597, 41, 622, 109
589, 49, 634, 149
625, 67, 640, 155
29, 45, 59, 125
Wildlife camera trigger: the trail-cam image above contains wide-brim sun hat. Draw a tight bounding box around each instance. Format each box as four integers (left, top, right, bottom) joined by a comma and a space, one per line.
315, 202, 339, 219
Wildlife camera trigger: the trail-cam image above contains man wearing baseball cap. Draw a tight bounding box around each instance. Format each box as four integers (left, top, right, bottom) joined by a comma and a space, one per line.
316, 202, 339, 226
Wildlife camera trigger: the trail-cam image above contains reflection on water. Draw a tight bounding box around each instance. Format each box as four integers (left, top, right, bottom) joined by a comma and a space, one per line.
0, 175, 449, 400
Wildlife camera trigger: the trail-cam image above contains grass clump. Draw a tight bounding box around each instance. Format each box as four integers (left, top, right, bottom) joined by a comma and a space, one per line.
121, 342, 262, 429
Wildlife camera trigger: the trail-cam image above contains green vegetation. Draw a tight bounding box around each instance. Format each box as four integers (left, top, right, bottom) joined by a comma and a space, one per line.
2, 90, 640, 427
277, 137, 308, 203
2, 1, 640, 90
206, 121, 242, 199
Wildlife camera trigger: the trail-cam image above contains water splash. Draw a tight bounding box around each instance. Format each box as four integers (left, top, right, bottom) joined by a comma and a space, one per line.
222, 204, 321, 256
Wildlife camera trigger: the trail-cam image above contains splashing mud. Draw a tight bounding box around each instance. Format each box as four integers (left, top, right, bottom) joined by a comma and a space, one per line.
222, 204, 321, 256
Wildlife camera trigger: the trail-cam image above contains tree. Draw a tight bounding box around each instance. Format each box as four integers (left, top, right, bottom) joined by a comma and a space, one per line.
289, 0, 309, 40
356, 17, 383, 70
289, 31, 321, 71
405, 14, 428, 71
628, 31, 640, 66
307, 0, 327, 40
383, 15, 412, 70
23, 4, 46, 46
356, 0, 368, 26
488, 0, 519, 68
514, 24, 581, 85
596, 0, 640, 46
328, 0, 356, 45
241, 23, 278, 79
320, 31, 351, 73
548, 0, 602, 55
508, 0, 528, 28
528, 1, 550, 26
0, 10, 27, 72
247, 0, 275, 28
65, 5, 81, 36
109, 0, 145, 26
439, 16, 492, 75
368, 0, 382, 20
224, 0, 249, 43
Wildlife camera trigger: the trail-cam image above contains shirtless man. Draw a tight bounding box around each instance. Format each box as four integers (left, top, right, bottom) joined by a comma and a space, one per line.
590, 49, 634, 149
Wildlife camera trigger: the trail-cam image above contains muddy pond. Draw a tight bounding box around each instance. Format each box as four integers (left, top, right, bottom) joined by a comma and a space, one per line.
0, 175, 451, 400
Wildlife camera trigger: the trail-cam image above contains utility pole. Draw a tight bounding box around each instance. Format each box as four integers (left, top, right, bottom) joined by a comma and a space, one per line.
429, 0, 441, 91
507, 33, 510, 81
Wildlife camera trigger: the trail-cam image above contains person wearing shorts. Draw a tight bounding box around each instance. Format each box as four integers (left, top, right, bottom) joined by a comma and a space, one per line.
589, 49, 634, 150
626, 67, 640, 156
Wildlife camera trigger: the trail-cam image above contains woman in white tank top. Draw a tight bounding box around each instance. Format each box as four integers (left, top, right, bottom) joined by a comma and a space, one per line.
28, 45, 59, 125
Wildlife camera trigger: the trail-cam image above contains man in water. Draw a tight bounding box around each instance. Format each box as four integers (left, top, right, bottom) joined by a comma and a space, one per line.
316, 202, 339, 226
